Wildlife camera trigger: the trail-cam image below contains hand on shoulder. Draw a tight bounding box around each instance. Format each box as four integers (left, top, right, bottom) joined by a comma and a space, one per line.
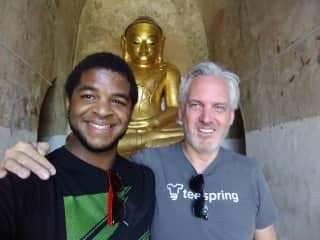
0, 141, 55, 180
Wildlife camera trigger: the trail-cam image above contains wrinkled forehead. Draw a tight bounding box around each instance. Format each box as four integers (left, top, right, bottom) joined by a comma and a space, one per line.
187, 75, 231, 102
125, 23, 162, 38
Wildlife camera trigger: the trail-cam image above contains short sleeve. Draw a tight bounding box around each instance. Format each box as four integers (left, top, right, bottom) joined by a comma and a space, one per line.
255, 167, 278, 229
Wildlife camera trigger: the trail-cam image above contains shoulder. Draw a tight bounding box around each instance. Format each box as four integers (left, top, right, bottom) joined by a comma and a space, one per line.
219, 148, 270, 189
42, 147, 70, 172
129, 143, 179, 166
164, 62, 179, 72
45, 146, 66, 164
0, 171, 55, 205
116, 155, 155, 186
219, 147, 260, 172
161, 62, 180, 79
0, 170, 53, 188
140, 143, 178, 155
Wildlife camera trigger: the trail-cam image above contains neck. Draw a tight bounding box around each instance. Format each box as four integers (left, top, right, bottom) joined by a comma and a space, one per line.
182, 140, 220, 174
65, 136, 117, 170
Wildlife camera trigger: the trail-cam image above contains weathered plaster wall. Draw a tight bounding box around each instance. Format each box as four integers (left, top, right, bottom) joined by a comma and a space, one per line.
0, 0, 85, 159
0, 1, 55, 158
205, 0, 320, 129
247, 117, 320, 239
205, 0, 320, 238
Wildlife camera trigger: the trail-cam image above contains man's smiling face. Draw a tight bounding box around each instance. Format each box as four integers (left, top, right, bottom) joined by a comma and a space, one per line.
179, 75, 234, 153
67, 68, 132, 153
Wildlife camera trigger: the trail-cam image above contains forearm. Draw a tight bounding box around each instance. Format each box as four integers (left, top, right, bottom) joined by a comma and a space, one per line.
254, 224, 277, 240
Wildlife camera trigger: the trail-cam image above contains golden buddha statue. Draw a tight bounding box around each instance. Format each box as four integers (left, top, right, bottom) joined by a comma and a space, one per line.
118, 16, 183, 156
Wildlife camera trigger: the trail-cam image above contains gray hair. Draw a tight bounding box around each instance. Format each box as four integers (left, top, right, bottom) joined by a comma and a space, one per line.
179, 62, 240, 110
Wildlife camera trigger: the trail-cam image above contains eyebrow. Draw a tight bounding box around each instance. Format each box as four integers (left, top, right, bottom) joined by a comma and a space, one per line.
188, 99, 229, 106
76, 85, 130, 101
76, 85, 97, 92
112, 93, 130, 102
188, 99, 203, 104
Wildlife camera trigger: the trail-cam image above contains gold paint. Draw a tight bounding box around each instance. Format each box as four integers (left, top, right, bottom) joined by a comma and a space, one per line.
118, 16, 183, 156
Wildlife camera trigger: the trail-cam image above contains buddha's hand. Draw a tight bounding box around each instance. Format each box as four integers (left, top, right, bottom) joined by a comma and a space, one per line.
128, 118, 160, 130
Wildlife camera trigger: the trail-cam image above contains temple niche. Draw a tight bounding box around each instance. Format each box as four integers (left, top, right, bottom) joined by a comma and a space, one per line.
38, 0, 246, 155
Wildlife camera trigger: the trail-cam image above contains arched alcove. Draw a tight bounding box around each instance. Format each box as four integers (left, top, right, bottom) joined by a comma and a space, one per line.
37, 78, 69, 149
74, 0, 209, 74
37, 79, 56, 140
37, 0, 247, 154
224, 109, 246, 154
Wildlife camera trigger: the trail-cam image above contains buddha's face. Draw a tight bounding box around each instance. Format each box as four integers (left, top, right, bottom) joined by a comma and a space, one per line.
124, 23, 162, 65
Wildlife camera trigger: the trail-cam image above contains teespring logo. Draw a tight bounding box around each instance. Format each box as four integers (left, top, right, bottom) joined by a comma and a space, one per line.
167, 183, 184, 200
166, 182, 240, 203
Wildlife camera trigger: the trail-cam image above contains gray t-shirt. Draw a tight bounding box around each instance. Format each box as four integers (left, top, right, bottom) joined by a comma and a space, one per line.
129, 142, 276, 240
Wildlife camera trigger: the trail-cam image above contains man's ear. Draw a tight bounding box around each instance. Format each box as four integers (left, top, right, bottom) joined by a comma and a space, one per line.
229, 110, 235, 126
65, 98, 70, 117
177, 106, 183, 125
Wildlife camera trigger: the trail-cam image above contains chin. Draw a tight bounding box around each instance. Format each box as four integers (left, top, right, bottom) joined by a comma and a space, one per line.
189, 136, 222, 153
86, 142, 118, 153
195, 143, 220, 153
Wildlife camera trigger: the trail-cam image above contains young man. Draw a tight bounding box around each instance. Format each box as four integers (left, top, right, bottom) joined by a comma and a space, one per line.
1, 62, 277, 239
0, 52, 155, 239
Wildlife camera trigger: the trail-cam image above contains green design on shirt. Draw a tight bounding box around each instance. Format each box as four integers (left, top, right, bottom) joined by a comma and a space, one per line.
138, 230, 151, 240
64, 187, 130, 239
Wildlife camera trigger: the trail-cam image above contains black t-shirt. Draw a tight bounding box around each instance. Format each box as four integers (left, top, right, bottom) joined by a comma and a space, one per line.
0, 147, 155, 240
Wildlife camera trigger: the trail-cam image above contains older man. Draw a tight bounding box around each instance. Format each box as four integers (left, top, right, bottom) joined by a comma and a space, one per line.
0, 62, 277, 240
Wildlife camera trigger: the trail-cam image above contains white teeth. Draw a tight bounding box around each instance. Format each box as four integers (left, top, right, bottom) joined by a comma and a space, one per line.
89, 123, 111, 130
199, 128, 215, 133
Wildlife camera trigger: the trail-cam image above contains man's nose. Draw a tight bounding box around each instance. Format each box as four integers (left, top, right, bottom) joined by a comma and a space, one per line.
199, 108, 212, 123
93, 100, 113, 117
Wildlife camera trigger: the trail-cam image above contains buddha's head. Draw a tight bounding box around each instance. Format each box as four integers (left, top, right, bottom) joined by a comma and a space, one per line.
122, 16, 165, 66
